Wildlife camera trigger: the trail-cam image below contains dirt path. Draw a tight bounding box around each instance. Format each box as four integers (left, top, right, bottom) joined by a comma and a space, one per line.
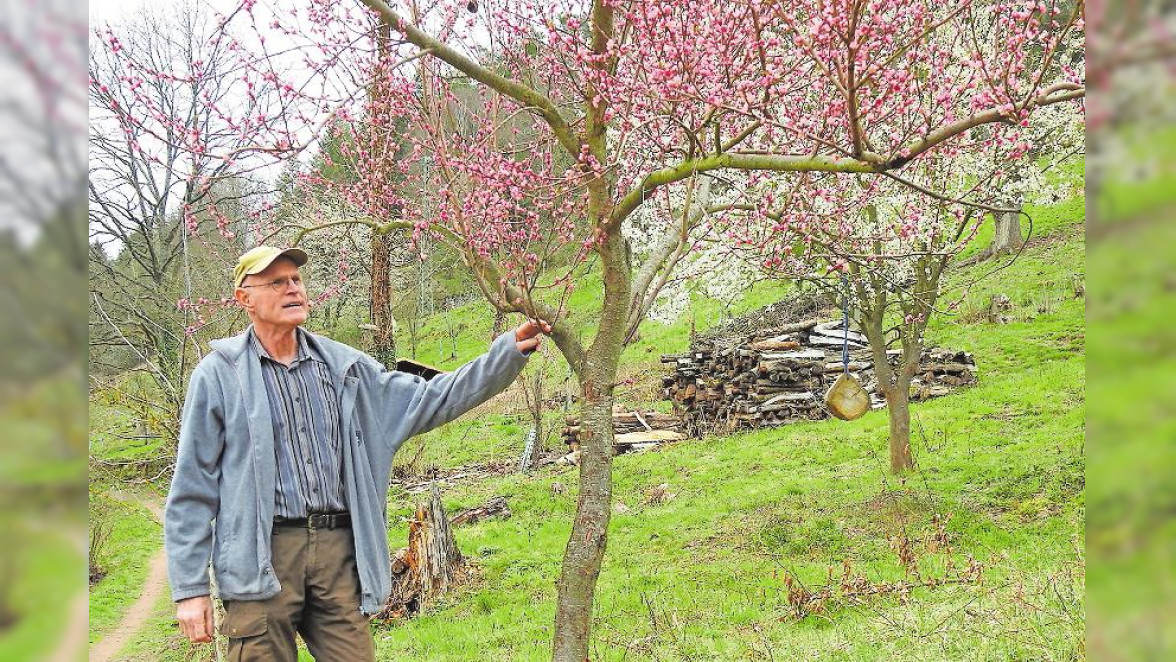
89, 493, 168, 662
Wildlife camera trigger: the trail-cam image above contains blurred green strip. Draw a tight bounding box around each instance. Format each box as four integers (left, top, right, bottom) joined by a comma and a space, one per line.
1087, 139, 1176, 657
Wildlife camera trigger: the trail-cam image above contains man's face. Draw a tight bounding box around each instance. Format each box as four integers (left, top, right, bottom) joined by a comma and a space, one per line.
234, 257, 309, 329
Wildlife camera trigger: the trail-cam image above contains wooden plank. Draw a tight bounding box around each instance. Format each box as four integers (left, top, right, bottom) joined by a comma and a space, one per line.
812, 321, 868, 343
760, 392, 816, 407
749, 339, 801, 351
759, 349, 826, 361
614, 430, 687, 446
824, 361, 873, 372
807, 335, 868, 348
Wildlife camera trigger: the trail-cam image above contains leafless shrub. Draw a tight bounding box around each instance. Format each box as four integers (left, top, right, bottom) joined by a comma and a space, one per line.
89, 516, 113, 585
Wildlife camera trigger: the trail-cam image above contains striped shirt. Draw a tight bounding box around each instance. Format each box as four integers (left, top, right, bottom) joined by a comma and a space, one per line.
250, 328, 346, 518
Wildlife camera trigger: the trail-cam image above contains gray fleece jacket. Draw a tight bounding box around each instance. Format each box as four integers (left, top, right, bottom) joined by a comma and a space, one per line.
164, 326, 529, 614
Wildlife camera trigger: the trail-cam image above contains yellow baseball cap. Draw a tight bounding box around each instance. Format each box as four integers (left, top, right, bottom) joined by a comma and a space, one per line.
233, 246, 309, 288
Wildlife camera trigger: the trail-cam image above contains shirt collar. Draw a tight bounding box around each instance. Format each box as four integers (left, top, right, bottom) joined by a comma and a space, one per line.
249, 327, 323, 366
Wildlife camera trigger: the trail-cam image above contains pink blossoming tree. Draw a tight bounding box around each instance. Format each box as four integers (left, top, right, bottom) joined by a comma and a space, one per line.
107, 0, 1085, 657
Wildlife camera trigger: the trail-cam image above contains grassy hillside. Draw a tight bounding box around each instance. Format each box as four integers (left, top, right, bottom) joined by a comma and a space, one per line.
96, 167, 1085, 660
379, 265, 793, 376
358, 189, 1086, 662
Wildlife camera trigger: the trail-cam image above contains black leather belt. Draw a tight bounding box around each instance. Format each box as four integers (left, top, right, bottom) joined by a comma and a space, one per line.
274, 512, 351, 530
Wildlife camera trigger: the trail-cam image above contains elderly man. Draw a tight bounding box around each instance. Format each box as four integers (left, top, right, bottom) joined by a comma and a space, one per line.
165, 246, 546, 660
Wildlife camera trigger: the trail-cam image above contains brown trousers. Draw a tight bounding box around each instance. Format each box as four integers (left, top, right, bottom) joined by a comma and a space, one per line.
221, 525, 375, 661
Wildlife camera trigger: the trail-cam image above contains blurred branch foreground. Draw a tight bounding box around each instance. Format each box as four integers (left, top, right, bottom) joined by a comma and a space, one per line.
1087, 0, 1176, 658
0, 0, 88, 658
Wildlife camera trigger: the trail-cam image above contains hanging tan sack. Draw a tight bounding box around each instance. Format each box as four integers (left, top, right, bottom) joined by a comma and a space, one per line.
825, 371, 870, 421
825, 275, 870, 421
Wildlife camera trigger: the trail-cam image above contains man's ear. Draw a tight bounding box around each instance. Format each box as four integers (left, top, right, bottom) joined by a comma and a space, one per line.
234, 286, 253, 312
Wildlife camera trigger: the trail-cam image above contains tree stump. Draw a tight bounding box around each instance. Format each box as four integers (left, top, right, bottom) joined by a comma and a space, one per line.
379, 485, 467, 619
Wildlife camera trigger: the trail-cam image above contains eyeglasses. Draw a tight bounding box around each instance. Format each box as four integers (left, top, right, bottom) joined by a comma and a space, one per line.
240, 276, 305, 292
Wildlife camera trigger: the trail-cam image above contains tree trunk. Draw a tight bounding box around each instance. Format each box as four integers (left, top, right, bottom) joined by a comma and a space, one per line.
552, 2, 622, 654
853, 270, 918, 476
883, 377, 915, 473
370, 230, 396, 367
552, 370, 615, 661
369, 17, 397, 368
990, 207, 1023, 257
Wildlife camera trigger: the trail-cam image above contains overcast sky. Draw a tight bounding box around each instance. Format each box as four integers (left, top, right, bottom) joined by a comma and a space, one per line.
90, 0, 190, 24
89, 0, 151, 24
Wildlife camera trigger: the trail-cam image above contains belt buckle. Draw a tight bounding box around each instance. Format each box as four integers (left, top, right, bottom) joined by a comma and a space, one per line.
308, 513, 320, 531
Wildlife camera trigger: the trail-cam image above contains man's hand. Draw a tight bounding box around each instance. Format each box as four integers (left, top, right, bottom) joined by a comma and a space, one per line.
176, 595, 215, 643
514, 318, 551, 354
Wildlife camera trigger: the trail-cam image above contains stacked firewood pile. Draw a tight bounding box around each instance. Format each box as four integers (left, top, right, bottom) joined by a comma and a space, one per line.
561, 408, 686, 455
661, 319, 977, 435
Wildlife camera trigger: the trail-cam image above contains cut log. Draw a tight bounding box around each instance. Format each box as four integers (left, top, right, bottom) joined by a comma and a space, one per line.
917, 362, 977, 374
749, 339, 801, 351
760, 392, 817, 407
812, 320, 868, 344
614, 430, 687, 447
807, 334, 868, 348
759, 349, 826, 361
824, 361, 873, 372
451, 496, 510, 527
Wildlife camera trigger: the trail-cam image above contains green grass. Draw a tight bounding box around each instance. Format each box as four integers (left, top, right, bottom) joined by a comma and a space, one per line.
89, 399, 172, 464
0, 521, 84, 661
0, 371, 87, 661
89, 492, 164, 646
360, 200, 1083, 660
1085, 190, 1176, 656
91, 176, 1086, 661
396, 413, 537, 473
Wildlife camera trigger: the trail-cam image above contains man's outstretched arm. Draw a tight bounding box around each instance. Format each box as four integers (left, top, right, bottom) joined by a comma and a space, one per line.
371, 319, 550, 441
